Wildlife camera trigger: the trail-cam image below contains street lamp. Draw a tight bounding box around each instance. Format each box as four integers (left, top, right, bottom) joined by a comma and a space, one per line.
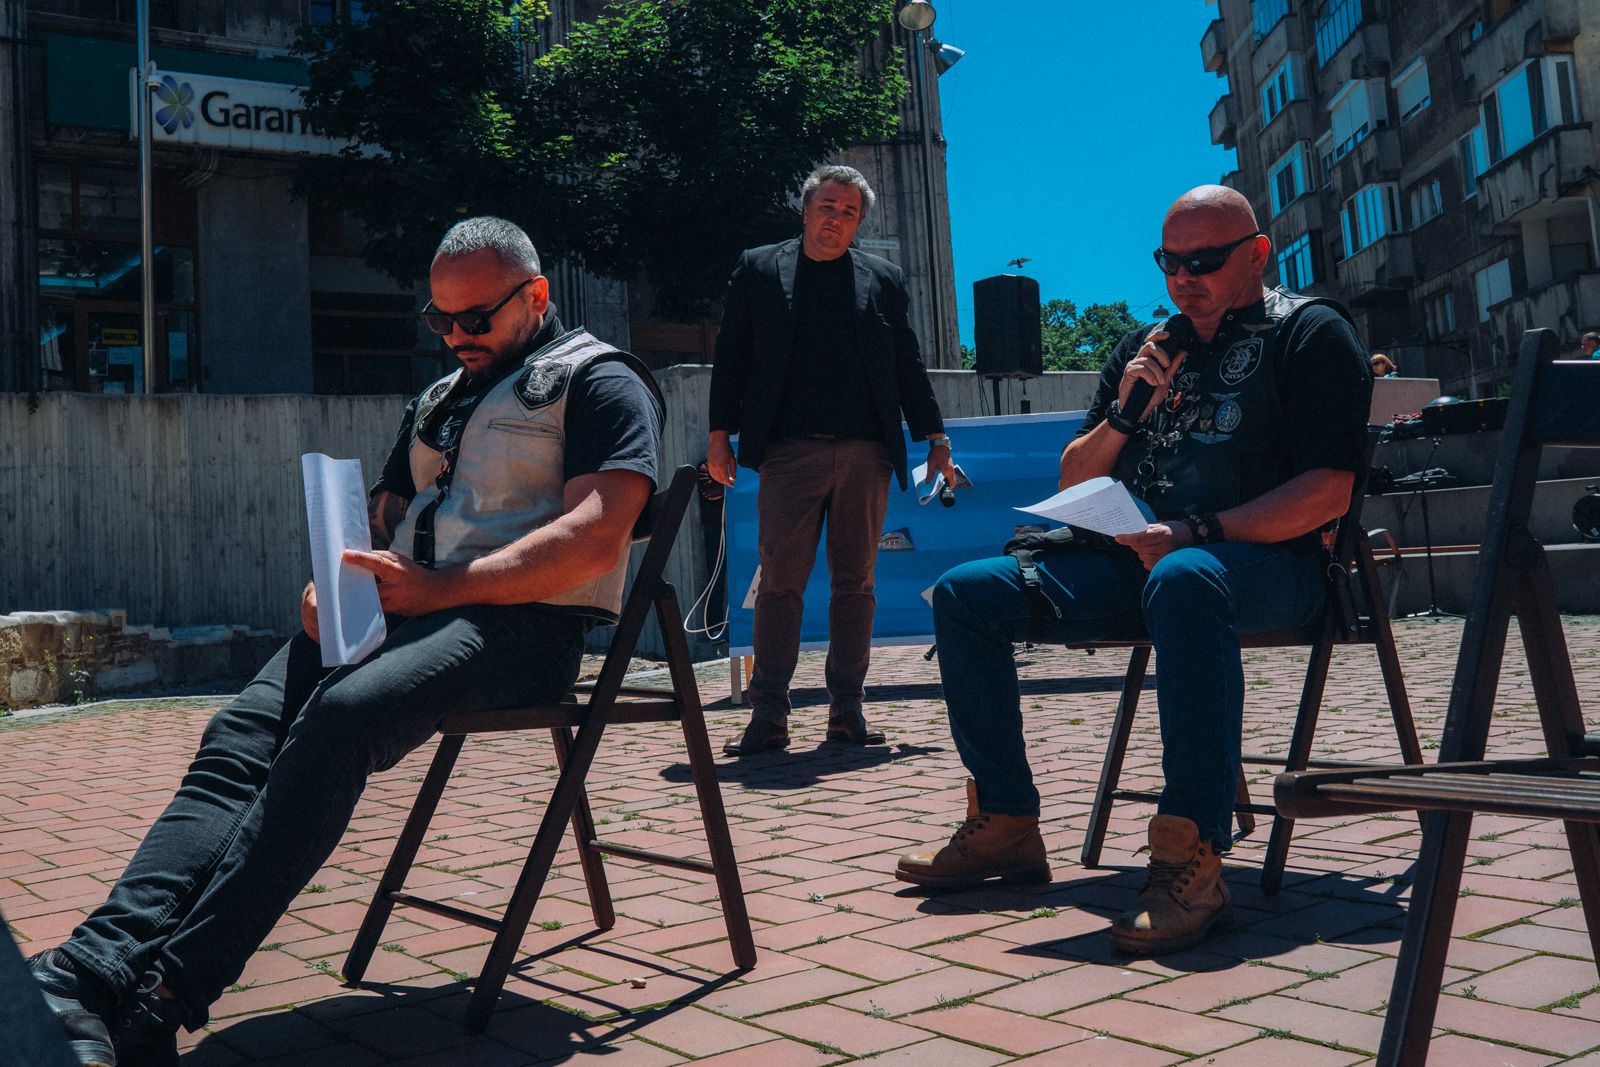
894, 1, 962, 367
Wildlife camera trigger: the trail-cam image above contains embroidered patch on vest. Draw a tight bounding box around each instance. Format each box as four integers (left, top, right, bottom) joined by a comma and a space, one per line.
1219, 338, 1264, 385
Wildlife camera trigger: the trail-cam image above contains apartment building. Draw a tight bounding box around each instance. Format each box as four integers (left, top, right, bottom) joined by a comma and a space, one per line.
0, 0, 959, 395
1199, 0, 1598, 398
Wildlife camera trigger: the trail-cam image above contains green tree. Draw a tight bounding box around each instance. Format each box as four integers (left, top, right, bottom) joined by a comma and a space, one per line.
1040, 298, 1141, 372
293, 0, 906, 317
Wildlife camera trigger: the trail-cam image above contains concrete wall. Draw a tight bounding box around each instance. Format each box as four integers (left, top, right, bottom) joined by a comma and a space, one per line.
198, 165, 314, 394
0, 371, 1098, 662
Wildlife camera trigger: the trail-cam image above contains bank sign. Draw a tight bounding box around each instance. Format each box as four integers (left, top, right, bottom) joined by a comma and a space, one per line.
128, 69, 348, 155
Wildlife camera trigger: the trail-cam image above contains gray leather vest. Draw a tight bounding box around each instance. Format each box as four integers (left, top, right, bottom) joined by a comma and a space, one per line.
392, 329, 662, 621
1113, 287, 1357, 523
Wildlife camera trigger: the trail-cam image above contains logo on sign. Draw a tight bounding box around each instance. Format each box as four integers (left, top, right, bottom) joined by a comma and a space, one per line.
153, 75, 196, 134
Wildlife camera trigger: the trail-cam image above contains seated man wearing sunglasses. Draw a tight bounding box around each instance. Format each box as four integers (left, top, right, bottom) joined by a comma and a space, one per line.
28, 216, 663, 1067
898, 185, 1371, 957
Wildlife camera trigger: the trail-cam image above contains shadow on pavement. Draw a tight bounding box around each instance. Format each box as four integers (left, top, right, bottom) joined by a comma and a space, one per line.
660, 742, 945, 788
190, 955, 747, 1064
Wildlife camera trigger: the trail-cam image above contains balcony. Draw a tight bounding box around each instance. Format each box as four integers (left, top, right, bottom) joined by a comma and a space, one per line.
1210, 94, 1238, 149
1477, 125, 1597, 228
1270, 195, 1323, 242
1488, 270, 1600, 350
1258, 99, 1316, 167
1250, 15, 1303, 85
1340, 233, 1413, 307
1201, 18, 1227, 74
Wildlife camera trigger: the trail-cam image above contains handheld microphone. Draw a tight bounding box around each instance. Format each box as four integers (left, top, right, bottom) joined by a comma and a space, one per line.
1125, 313, 1196, 423
939, 484, 955, 507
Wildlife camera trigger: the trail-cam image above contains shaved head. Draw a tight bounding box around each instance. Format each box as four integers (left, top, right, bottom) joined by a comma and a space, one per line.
1163, 184, 1259, 237
1158, 185, 1270, 339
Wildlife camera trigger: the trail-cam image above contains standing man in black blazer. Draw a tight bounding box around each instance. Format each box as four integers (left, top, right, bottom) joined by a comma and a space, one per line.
706, 164, 952, 756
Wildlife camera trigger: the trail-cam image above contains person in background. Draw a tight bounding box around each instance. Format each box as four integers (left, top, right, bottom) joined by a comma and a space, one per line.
1581, 331, 1599, 359
706, 164, 953, 756
1370, 353, 1398, 377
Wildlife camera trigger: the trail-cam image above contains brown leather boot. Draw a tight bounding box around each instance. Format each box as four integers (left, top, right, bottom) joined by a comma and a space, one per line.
1109, 814, 1233, 956
896, 780, 1050, 890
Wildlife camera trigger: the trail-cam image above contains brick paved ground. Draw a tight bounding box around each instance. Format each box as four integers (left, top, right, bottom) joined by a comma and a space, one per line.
4, 616, 1599, 1066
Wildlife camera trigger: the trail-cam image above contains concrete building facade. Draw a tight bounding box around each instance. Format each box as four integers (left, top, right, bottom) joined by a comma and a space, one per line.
0, 1, 961, 399
1199, 0, 1598, 398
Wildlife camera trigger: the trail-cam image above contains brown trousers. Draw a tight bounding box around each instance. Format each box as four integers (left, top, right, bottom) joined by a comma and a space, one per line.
747, 437, 892, 722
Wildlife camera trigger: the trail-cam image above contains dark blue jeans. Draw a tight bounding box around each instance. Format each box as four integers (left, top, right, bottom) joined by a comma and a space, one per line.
60, 604, 586, 1027
931, 543, 1325, 845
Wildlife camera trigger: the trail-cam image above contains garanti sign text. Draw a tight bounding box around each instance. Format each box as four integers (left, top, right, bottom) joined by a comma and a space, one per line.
128, 69, 349, 155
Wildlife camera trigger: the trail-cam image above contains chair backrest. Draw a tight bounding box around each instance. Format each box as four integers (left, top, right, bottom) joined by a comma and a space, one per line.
586, 465, 698, 698
1437, 329, 1599, 764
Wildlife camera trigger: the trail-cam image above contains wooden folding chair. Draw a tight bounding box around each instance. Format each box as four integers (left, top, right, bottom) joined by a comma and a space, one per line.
1077, 428, 1423, 894
342, 465, 756, 1033
1275, 329, 1600, 1066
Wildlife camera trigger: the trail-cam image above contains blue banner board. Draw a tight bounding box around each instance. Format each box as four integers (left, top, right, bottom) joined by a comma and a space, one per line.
725, 410, 1086, 654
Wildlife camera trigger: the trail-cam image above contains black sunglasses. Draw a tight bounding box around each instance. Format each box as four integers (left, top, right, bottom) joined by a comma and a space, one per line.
421, 279, 531, 336
1152, 233, 1263, 277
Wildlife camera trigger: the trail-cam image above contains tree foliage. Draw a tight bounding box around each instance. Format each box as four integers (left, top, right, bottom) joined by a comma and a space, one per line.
1041, 298, 1142, 372
293, 0, 906, 316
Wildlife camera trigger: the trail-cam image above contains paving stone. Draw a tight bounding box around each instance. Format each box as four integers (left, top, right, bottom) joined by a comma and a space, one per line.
1213, 993, 1385, 1052
4, 623, 1598, 1063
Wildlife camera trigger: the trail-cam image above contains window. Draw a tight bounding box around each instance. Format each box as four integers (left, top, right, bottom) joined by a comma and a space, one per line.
1253, 0, 1292, 39
1458, 127, 1487, 196
1409, 179, 1442, 227
1423, 291, 1456, 338
1482, 57, 1583, 165
1340, 183, 1400, 255
1277, 231, 1321, 290
1315, 0, 1362, 66
1319, 79, 1387, 178
1268, 142, 1314, 215
1261, 57, 1301, 125
1474, 259, 1512, 321
308, 0, 367, 25
1394, 58, 1431, 124
312, 292, 443, 396
35, 161, 199, 393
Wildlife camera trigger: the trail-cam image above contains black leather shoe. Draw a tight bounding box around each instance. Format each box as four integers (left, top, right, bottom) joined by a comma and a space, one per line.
28, 948, 117, 1067
112, 972, 181, 1067
722, 718, 790, 756
826, 711, 886, 745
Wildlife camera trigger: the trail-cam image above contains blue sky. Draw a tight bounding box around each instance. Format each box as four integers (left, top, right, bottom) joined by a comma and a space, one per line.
930, 0, 1238, 339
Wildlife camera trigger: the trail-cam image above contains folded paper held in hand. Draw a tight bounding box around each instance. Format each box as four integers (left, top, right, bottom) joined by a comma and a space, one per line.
1016, 477, 1149, 536
912, 460, 974, 505
302, 453, 387, 667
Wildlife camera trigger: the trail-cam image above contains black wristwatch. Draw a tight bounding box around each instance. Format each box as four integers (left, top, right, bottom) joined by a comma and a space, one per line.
1183, 511, 1225, 545
1104, 400, 1140, 436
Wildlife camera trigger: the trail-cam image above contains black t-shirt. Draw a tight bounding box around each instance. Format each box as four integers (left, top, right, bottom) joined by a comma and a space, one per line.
373, 327, 660, 502
773, 251, 881, 441
1076, 298, 1370, 540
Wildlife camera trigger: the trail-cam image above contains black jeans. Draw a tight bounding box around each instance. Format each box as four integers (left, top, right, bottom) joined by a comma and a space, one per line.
60, 604, 586, 1027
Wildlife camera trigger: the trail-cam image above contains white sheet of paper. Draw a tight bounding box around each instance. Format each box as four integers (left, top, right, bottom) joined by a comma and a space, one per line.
741, 565, 762, 610
302, 453, 387, 667
1016, 477, 1150, 536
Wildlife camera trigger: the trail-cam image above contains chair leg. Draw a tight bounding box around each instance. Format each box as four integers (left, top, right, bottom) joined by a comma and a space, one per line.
344, 734, 465, 984
1260, 625, 1334, 895
658, 591, 757, 969
1080, 647, 1151, 869
1358, 540, 1424, 767
550, 726, 615, 930
1377, 809, 1474, 1067
1233, 767, 1257, 840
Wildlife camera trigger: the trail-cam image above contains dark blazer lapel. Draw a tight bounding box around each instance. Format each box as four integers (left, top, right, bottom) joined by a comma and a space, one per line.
776, 238, 800, 311
850, 248, 872, 317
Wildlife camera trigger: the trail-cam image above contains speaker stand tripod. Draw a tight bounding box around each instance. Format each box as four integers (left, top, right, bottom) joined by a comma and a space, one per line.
1398, 438, 1462, 620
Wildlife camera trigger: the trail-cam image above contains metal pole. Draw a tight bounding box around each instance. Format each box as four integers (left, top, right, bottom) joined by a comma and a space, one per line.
912, 32, 946, 369
136, 0, 156, 394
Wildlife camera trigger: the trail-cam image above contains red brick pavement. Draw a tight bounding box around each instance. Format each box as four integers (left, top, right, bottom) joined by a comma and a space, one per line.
4, 617, 1600, 1064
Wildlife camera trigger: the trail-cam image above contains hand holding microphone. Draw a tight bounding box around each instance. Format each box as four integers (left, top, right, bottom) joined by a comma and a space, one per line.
1111, 313, 1196, 434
